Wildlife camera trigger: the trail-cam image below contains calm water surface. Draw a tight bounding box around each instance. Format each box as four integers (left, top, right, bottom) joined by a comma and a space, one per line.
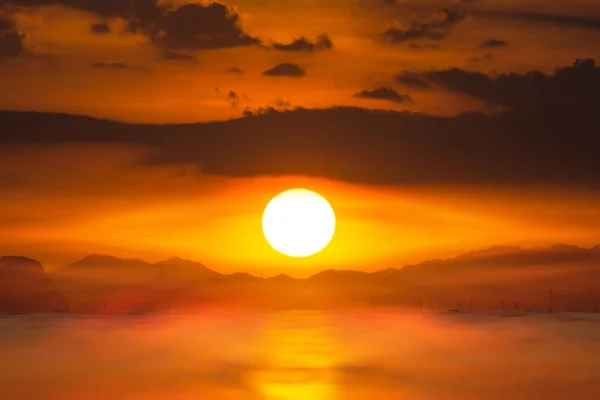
1, 311, 600, 399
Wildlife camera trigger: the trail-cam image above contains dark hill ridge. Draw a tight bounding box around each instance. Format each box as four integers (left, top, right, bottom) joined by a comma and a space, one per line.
267, 274, 298, 282
51, 254, 225, 312
153, 257, 220, 279
398, 243, 600, 274
3, 244, 600, 312
70, 254, 149, 267
56, 254, 221, 281
0, 256, 45, 272
29, 244, 600, 282
0, 256, 69, 312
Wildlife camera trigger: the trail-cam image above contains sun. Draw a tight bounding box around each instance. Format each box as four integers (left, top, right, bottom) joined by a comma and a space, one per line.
262, 188, 336, 258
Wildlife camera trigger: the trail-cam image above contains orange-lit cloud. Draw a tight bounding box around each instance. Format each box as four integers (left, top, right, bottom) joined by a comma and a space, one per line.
0, 0, 598, 122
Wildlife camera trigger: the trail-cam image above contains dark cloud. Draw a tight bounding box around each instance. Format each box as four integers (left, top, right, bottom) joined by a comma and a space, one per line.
262, 63, 306, 77
90, 61, 150, 72
2, 104, 600, 185
0, 0, 159, 19
243, 98, 292, 117
0, 1, 260, 50
272, 34, 333, 52
404, 58, 600, 114
242, 106, 281, 117
481, 39, 509, 48
0, 16, 24, 59
480, 10, 600, 30
397, 72, 432, 89
164, 52, 196, 62
408, 42, 438, 50
91, 61, 130, 70
429, 8, 467, 27
90, 21, 110, 34
382, 25, 445, 42
354, 87, 413, 103
382, 8, 466, 43
154, 3, 260, 50
274, 98, 291, 108
227, 67, 244, 74
228, 91, 240, 107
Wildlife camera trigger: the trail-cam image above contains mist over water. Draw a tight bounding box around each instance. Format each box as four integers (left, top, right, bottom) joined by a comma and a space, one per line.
1, 311, 600, 399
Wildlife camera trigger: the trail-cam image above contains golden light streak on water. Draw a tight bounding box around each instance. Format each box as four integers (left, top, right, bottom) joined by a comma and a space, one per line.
253, 312, 340, 400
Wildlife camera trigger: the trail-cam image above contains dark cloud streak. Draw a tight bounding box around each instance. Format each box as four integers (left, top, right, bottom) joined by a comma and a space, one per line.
381, 8, 466, 44
0, 0, 260, 50
91, 61, 130, 69
481, 39, 509, 48
479, 10, 600, 30
164, 52, 196, 62
404, 58, 600, 113
90, 61, 150, 71
354, 87, 413, 103
397, 72, 432, 89
1, 102, 599, 185
90, 21, 110, 34
272, 34, 333, 52
262, 63, 306, 77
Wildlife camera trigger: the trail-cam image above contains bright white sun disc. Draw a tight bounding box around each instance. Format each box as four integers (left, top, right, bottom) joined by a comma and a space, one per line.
262, 188, 336, 257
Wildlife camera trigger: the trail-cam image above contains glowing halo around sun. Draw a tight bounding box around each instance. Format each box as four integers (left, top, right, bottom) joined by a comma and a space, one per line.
262, 188, 336, 258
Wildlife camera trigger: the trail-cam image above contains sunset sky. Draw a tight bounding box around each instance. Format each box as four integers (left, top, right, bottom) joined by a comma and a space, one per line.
1, 0, 599, 122
1, 0, 600, 276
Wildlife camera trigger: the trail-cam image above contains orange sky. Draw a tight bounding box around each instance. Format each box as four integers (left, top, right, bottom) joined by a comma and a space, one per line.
1, 144, 599, 276
2, 0, 600, 275
1, 0, 599, 122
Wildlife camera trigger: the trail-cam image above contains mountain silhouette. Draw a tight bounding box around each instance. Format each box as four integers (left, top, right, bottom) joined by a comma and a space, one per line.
56, 254, 221, 281
4, 244, 600, 313
0, 256, 69, 312
50, 254, 223, 312
372, 244, 600, 281
153, 257, 220, 279
267, 274, 298, 283
57, 254, 156, 282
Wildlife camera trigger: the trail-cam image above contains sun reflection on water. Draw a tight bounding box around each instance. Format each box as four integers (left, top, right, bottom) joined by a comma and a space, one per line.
253, 312, 340, 400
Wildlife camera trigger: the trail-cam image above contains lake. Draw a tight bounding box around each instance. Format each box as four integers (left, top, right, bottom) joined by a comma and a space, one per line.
1, 311, 599, 399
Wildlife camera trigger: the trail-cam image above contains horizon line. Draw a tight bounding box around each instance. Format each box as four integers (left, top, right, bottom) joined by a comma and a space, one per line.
4, 242, 600, 279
